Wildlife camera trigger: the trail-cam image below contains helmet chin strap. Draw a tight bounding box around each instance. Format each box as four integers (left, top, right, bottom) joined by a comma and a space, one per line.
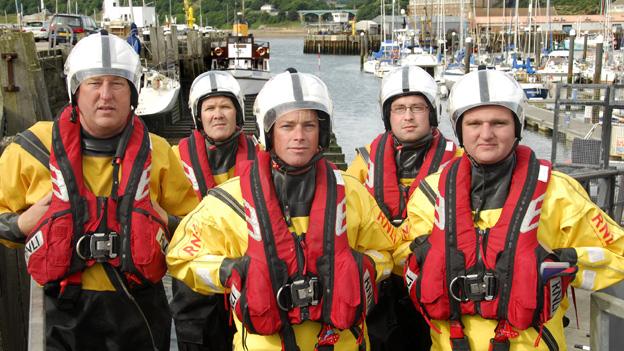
270, 150, 323, 175
201, 128, 242, 147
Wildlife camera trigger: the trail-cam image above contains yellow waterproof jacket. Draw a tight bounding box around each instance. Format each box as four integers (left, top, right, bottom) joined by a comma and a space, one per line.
0, 121, 198, 291
394, 169, 624, 351
347, 143, 463, 273
167, 171, 396, 351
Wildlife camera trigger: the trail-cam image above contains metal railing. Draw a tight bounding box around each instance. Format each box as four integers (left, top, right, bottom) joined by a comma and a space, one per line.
590, 291, 624, 350
551, 83, 624, 224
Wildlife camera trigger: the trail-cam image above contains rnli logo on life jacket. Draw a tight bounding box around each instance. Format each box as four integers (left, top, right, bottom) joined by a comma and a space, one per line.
520, 193, 545, 233
434, 196, 445, 230
230, 283, 241, 309
182, 161, 199, 191
155, 227, 168, 254
335, 198, 347, 237
243, 200, 262, 242
50, 164, 69, 202
135, 163, 151, 201
363, 269, 374, 314
365, 160, 375, 189
548, 277, 563, 318
24, 230, 44, 264
404, 266, 418, 292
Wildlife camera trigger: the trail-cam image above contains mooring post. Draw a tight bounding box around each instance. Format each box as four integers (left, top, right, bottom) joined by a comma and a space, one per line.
464, 37, 473, 74
592, 41, 604, 124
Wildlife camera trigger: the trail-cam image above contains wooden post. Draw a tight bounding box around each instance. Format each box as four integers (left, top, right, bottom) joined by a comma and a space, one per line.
566, 30, 576, 112
360, 33, 365, 71
592, 42, 603, 124
582, 32, 588, 62
0, 32, 52, 135
464, 37, 473, 74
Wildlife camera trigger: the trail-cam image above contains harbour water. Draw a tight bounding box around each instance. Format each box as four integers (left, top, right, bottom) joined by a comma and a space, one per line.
258, 36, 572, 163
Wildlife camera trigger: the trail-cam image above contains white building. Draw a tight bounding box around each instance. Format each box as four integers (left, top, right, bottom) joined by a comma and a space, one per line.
102, 0, 156, 28
260, 4, 279, 16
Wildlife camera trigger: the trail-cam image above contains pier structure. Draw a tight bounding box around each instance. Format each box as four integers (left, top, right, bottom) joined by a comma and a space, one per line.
303, 33, 381, 55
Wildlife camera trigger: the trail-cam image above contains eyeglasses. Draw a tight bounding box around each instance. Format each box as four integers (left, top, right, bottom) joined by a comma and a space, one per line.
391, 105, 429, 115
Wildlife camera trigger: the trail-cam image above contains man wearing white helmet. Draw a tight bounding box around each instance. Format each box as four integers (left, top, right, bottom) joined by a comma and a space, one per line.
394, 69, 624, 350
347, 65, 460, 351
170, 71, 260, 351
167, 69, 395, 351
0, 31, 197, 350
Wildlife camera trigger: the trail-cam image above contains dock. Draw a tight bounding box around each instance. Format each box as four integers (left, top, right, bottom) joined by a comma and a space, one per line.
524, 102, 602, 141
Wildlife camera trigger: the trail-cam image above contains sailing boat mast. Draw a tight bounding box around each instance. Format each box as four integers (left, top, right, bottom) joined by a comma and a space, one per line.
514, 0, 519, 57
459, 0, 464, 48
546, 0, 552, 51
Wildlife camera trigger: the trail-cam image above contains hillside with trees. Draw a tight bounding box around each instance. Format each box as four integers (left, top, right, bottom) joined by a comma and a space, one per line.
0, 0, 612, 27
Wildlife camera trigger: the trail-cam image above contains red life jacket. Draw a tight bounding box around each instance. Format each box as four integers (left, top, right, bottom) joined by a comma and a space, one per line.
404, 146, 576, 345
227, 151, 377, 348
178, 130, 257, 199
365, 129, 456, 225
24, 106, 170, 287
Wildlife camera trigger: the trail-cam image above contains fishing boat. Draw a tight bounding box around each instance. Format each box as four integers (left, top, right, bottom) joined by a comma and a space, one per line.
209, 14, 271, 134
210, 15, 270, 96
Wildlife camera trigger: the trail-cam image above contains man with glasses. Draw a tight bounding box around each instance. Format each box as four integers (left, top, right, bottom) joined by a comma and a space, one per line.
347, 65, 460, 351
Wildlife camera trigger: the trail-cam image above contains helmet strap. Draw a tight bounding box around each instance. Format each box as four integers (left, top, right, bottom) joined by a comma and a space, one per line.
270, 150, 323, 176
70, 105, 78, 123
201, 128, 242, 148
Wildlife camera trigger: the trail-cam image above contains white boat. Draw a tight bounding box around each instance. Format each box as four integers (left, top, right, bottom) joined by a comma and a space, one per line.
400, 49, 442, 80
535, 50, 582, 84
135, 68, 180, 120
363, 40, 401, 77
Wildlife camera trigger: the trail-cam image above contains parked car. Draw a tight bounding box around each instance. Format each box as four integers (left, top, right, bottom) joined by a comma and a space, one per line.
48, 14, 99, 44
23, 21, 48, 41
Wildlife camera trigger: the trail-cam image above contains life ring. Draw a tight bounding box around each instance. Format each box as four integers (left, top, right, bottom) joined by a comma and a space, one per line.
256, 47, 266, 56
214, 47, 223, 56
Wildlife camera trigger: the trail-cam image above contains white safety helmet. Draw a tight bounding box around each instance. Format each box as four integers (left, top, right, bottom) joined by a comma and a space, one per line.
448, 69, 526, 145
188, 71, 245, 129
254, 68, 333, 149
64, 31, 142, 107
380, 65, 439, 129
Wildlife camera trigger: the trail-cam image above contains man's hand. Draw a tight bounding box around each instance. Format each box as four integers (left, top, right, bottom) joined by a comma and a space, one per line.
151, 199, 169, 226
17, 192, 52, 235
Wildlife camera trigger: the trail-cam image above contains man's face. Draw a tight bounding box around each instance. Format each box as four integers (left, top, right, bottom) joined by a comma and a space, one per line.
272, 109, 320, 167
77, 75, 132, 138
461, 105, 517, 165
389, 94, 432, 143
200, 96, 238, 141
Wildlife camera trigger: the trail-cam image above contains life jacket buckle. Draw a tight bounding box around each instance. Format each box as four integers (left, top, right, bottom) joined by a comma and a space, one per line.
450, 272, 497, 302
75, 232, 119, 262
276, 277, 321, 311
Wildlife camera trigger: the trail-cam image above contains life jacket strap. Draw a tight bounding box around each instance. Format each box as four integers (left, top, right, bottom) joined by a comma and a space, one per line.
449, 320, 471, 351
276, 277, 321, 311
43, 271, 82, 310
315, 324, 340, 351
489, 320, 517, 351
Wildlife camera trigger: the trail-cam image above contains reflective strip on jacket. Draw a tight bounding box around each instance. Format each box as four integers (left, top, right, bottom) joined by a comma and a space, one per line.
167, 170, 396, 351
394, 167, 624, 351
